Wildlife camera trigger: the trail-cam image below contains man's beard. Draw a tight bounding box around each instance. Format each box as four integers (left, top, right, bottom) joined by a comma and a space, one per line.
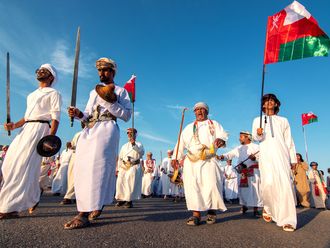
37, 72, 50, 81
100, 76, 110, 82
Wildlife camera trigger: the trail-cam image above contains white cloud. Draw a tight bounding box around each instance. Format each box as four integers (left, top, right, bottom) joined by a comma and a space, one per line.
165, 104, 189, 110
139, 132, 174, 145
50, 40, 94, 79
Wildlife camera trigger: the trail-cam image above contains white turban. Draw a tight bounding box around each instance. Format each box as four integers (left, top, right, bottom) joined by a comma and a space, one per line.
39, 64, 58, 87
193, 102, 209, 113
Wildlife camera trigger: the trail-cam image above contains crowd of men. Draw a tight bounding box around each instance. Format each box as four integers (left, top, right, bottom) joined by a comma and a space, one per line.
0, 58, 329, 232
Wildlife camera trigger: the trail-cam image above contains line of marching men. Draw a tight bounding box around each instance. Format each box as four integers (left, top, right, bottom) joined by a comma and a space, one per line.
1, 58, 329, 232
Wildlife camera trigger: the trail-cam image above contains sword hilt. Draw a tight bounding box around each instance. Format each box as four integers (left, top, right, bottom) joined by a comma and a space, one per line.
7, 118, 11, 136
70, 117, 74, 127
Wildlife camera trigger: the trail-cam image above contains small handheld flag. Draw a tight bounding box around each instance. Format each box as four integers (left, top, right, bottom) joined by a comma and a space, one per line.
124, 75, 136, 103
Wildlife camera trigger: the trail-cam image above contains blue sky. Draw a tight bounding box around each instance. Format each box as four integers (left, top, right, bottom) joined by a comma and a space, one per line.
0, 0, 329, 174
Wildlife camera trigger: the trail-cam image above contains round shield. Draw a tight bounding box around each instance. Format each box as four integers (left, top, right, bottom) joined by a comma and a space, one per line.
37, 135, 62, 157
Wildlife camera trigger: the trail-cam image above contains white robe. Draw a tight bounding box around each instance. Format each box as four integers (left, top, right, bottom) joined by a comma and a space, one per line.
224, 143, 263, 207
74, 85, 131, 212
0, 87, 61, 213
39, 156, 57, 190
115, 141, 144, 201
223, 165, 239, 200
64, 131, 81, 200
141, 159, 156, 196
308, 169, 327, 208
154, 165, 163, 195
252, 115, 297, 228
174, 119, 227, 212
52, 149, 73, 194
160, 157, 172, 195
151, 164, 161, 195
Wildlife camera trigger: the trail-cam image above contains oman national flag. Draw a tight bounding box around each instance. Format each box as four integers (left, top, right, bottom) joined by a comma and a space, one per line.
124, 75, 136, 103
264, 1, 330, 64
302, 112, 318, 126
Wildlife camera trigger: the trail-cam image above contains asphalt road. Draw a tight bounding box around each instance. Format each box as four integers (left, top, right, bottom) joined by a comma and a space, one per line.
1, 193, 329, 248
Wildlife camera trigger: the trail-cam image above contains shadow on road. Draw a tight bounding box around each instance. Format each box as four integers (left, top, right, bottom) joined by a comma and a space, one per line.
296, 208, 321, 229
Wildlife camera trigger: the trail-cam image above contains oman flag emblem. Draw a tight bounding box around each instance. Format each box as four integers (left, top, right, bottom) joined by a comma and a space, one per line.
264, 1, 330, 64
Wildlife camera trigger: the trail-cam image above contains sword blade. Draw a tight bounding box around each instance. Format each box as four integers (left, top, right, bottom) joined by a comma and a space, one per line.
6, 52, 11, 136
70, 27, 81, 127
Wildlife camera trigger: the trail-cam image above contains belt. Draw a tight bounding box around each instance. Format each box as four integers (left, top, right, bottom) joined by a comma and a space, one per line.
186, 145, 216, 162
26, 120, 51, 128
84, 113, 117, 128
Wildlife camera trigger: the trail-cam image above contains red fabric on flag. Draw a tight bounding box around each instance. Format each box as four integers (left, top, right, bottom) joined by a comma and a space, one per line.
301, 113, 318, 126
124, 75, 136, 103
264, 2, 328, 64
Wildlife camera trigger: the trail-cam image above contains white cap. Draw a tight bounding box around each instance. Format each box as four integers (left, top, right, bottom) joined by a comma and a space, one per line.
39, 64, 58, 86
193, 102, 209, 112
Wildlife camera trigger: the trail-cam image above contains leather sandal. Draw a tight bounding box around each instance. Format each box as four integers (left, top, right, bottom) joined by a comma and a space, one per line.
241, 206, 248, 214
186, 216, 200, 226
64, 215, 90, 230
88, 210, 102, 221
262, 210, 272, 223
28, 202, 39, 214
206, 214, 217, 224
282, 224, 295, 232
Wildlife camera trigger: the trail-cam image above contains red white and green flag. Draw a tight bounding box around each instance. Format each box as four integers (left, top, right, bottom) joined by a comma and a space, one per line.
302, 112, 318, 126
124, 75, 136, 103
264, 1, 330, 64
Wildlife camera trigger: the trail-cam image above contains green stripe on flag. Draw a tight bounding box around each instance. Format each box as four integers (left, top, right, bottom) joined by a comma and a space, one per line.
128, 92, 133, 103
308, 117, 318, 124
279, 35, 330, 62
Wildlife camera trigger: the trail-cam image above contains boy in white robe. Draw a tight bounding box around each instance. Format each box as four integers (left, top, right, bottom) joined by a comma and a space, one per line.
160, 150, 173, 199
223, 160, 238, 202
172, 102, 228, 226
39, 156, 55, 191
308, 162, 327, 209
52, 142, 73, 195
65, 57, 131, 229
115, 128, 144, 208
142, 152, 156, 197
0, 64, 61, 219
252, 93, 297, 232
220, 131, 262, 216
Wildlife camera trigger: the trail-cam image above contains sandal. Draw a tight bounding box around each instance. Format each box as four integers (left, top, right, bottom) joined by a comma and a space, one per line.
88, 210, 102, 221
0, 212, 19, 219
283, 224, 295, 232
262, 210, 272, 223
206, 214, 217, 224
241, 206, 248, 214
253, 210, 262, 218
28, 202, 39, 214
186, 216, 200, 226
64, 215, 90, 230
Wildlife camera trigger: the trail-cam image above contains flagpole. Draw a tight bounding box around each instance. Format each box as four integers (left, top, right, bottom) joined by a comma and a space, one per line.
132, 73, 135, 130
132, 102, 134, 130
259, 64, 266, 128
302, 125, 309, 164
